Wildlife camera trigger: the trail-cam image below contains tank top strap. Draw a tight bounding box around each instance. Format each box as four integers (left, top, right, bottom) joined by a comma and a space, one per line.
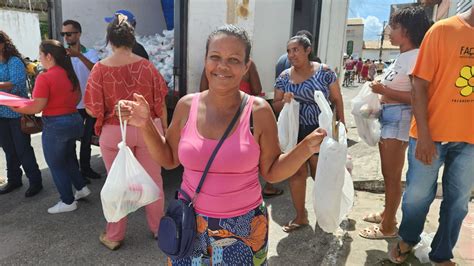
187, 93, 201, 125
181, 93, 201, 137
239, 95, 255, 132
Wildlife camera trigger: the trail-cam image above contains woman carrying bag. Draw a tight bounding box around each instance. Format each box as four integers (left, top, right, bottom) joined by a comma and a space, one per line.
118, 25, 326, 265
84, 14, 168, 250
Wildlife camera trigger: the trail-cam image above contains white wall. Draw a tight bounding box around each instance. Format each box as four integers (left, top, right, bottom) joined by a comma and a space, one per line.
0, 10, 41, 59
318, 0, 349, 76
186, 0, 293, 95
252, 0, 293, 97
345, 24, 364, 58
61, 0, 167, 48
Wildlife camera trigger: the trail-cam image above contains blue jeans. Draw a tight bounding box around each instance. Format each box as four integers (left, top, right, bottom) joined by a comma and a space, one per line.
399, 138, 474, 262
0, 117, 42, 186
42, 113, 85, 204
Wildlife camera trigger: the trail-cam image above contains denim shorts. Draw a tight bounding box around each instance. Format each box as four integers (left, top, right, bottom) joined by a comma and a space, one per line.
379, 104, 412, 142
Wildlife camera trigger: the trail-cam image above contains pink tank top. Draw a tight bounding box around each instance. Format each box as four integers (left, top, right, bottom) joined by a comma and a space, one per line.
178, 93, 262, 218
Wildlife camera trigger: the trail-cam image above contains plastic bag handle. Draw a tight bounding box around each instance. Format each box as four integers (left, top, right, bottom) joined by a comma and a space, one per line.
117, 100, 128, 145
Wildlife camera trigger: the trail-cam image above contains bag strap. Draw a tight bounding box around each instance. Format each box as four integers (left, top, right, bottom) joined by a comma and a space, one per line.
190, 94, 249, 205
117, 100, 127, 144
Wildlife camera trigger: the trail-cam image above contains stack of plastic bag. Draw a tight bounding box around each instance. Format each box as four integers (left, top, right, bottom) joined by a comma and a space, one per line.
101, 103, 161, 222
350, 82, 381, 146
277, 99, 299, 153
313, 91, 354, 233
139, 30, 174, 90
94, 29, 175, 91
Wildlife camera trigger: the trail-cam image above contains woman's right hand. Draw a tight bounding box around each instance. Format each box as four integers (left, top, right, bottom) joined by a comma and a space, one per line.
283, 92, 294, 103
115, 93, 151, 128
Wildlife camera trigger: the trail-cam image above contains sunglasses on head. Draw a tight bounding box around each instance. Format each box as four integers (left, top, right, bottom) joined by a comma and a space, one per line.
60, 32, 79, 37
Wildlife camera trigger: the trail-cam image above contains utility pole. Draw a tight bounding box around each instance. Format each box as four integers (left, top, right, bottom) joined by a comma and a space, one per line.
379, 21, 387, 61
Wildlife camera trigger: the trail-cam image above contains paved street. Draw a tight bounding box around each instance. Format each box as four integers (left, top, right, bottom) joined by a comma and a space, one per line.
0, 82, 472, 265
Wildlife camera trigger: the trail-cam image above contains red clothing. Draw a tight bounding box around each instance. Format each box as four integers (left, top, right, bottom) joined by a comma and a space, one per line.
32, 66, 80, 116
239, 80, 252, 95
84, 59, 168, 135
361, 64, 369, 78
345, 60, 355, 70
356, 61, 363, 72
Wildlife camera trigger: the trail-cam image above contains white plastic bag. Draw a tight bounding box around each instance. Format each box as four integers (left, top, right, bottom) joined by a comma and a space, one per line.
351, 82, 381, 146
101, 104, 161, 222
313, 91, 354, 233
414, 232, 435, 264
277, 99, 300, 153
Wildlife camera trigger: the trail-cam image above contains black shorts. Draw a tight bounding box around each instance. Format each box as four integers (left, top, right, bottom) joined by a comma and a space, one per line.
298, 124, 320, 156
297, 124, 319, 143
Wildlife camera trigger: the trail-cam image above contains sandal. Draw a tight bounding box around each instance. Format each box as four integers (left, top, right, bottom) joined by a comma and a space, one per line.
388, 241, 412, 264
359, 224, 398, 240
262, 188, 284, 199
362, 212, 383, 224
282, 220, 309, 233
99, 232, 122, 251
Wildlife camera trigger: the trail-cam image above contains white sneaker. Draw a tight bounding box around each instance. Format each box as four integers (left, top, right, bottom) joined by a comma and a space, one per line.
47, 201, 77, 214
74, 186, 91, 200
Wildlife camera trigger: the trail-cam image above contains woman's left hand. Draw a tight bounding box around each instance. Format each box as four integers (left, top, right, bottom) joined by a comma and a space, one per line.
304, 128, 327, 154
370, 81, 386, 95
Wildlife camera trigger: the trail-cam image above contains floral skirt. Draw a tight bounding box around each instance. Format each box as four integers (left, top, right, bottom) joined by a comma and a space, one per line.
168, 203, 268, 266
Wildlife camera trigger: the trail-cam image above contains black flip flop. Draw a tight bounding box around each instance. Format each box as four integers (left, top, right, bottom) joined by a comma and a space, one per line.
262, 188, 284, 199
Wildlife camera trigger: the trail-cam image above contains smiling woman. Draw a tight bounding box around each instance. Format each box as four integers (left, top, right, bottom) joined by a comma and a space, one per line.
204, 25, 251, 95
116, 24, 327, 264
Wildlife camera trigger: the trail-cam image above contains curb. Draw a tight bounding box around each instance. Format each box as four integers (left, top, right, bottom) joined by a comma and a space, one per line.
353, 180, 474, 200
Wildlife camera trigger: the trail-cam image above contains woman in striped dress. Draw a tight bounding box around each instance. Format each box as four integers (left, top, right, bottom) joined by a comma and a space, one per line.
272, 35, 345, 232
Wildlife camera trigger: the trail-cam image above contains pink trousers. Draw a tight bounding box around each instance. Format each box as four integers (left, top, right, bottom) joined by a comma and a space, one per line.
99, 120, 164, 241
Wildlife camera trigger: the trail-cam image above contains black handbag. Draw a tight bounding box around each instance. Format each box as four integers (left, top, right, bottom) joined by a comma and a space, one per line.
157, 94, 248, 259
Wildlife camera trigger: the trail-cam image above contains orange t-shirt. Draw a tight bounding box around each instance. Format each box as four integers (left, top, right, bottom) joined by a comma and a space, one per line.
410, 15, 474, 144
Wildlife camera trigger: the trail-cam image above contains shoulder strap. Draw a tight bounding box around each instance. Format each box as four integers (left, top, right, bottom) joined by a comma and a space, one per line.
192, 94, 249, 205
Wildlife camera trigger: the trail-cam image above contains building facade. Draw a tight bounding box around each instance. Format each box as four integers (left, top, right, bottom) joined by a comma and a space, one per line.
344, 18, 364, 59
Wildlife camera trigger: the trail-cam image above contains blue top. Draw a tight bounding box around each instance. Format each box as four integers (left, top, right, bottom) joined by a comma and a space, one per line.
275, 64, 336, 126
275, 53, 290, 79
0, 56, 27, 118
